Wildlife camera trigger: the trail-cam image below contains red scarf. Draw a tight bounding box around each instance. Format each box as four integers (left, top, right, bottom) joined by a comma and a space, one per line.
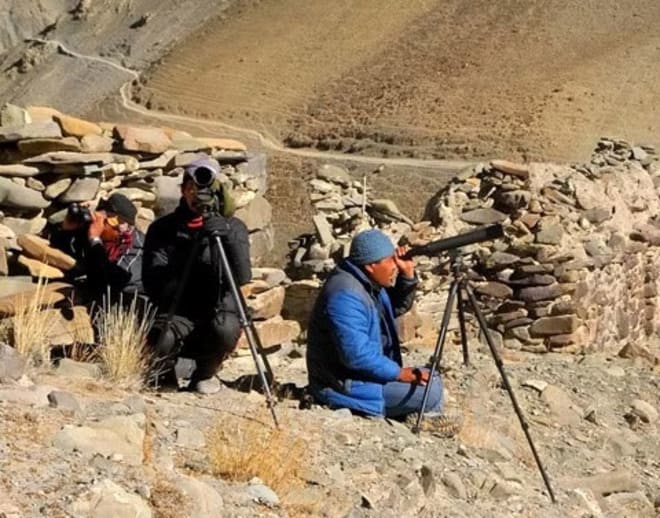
105, 229, 134, 262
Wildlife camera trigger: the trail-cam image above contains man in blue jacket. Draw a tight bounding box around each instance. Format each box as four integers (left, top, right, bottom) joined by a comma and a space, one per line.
307, 228, 444, 418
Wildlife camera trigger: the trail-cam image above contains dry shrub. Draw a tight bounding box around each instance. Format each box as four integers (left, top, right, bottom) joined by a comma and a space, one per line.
11, 277, 59, 365
94, 294, 155, 388
149, 476, 189, 518
207, 412, 309, 502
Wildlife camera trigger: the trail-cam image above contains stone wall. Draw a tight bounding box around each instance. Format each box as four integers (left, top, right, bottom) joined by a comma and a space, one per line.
0, 104, 303, 351
0, 103, 274, 276
290, 139, 660, 360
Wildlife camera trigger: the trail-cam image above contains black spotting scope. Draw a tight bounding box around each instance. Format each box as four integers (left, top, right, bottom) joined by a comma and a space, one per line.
404, 224, 504, 258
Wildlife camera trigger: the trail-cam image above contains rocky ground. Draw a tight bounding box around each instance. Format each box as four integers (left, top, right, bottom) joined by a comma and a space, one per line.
0, 337, 658, 517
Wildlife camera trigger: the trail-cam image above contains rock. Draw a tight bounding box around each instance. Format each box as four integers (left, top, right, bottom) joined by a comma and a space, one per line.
17, 255, 64, 279
234, 195, 272, 231
58, 177, 100, 203
247, 481, 280, 507
0, 177, 48, 209
80, 133, 115, 153
583, 207, 612, 224
485, 251, 520, 268
542, 384, 582, 426
69, 479, 152, 518
490, 159, 530, 180
115, 124, 172, 154
475, 281, 513, 299
175, 427, 206, 449
44, 177, 73, 200
0, 384, 54, 406
246, 286, 285, 320
249, 226, 275, 260
0, 164, 41, 177
112, 187, 156, 204
0, 121, 62, 142
494, 189, 531, 210
521, 379, 548, 392
562, 470, 642, 497
441, 472, 468, 500
53, 413, 146, 465
317, 163, 351, 186
18, 136, 82, 155
313, 214, 335, 246
569, 488, 603, 517
517, 284, 563, 302
17, 234, 76, 271
251, 267, 287, 288
42, 306, 94, 346
200, 136, 247, 151
0, 343, 27, 383
630, 224, 660, 246
236, 316, 300, 349
0, 280, 72, 317
530, 315, 579, 336
0, 103, 31, 126
630, 399, 657, 423
460, 207, 508, 225
48, 390, 81, 413
419, 465, 435, 497
54, 113, 102, 137
175, 475, 224, 514
55, 358, 101, 379
535, 217, 563, 245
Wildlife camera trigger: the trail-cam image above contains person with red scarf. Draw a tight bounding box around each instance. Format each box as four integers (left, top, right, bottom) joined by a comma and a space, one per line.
49, 193, 145, 305
142, 156, 251, 394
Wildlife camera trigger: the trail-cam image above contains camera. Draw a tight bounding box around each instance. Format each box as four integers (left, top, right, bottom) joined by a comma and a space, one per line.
67, 202, 93, 225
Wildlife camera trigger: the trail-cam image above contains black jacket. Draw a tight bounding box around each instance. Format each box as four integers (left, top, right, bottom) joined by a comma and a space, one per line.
49, 227, 144, 303
142, 200, 251, 318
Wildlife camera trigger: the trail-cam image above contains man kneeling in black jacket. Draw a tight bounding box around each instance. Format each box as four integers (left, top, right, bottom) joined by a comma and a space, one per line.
143, 156, 251, 394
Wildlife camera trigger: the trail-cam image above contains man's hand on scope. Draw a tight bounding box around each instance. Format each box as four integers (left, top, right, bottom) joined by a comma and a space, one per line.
394, 245, 415, 279
203, 215, 230, 236
398, 367, 429, 385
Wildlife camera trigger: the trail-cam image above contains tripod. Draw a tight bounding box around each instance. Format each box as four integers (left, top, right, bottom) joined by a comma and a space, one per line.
153, 225, 279, 427
413, 250, 555, 503
211, 232, 279, 427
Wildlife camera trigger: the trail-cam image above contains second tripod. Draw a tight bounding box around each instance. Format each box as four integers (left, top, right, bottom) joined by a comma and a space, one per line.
413, 250, 556, 503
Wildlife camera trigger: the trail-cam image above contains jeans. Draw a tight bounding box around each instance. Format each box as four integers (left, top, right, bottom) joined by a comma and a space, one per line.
383, 368, 443, 418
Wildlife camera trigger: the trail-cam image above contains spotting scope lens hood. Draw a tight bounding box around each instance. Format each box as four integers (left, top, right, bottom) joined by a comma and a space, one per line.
404, 224, 504, 258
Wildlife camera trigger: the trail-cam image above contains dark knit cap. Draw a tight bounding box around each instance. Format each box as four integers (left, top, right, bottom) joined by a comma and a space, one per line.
97, 193, 137, 225
349, 229, 395, 265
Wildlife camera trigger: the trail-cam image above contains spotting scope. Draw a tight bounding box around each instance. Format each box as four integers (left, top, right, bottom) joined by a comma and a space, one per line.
404, 224, 504, 258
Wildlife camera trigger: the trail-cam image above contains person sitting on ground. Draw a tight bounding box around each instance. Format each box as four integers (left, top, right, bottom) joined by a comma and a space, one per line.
49, 192, 145, 306
142, 156, 251, 394
306, 228, 446, 422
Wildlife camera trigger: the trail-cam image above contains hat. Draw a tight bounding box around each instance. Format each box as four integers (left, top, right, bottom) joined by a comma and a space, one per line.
349, 229, 395, 265
184, 156, 220, 186
97, 193, 137, 225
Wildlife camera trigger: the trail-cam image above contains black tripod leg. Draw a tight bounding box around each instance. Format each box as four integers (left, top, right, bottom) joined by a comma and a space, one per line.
152, 235, 203, 389
464, 285, 556, 503
413, 279, 459, 433
456, 284, 469, 366
213, 235, 279, 427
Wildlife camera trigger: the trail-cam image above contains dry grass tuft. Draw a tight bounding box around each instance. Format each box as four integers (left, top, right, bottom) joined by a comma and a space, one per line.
93, 294, 155, 388
149, 476, 190, 518
207, 412, 309, 502
11, 277, 59, 365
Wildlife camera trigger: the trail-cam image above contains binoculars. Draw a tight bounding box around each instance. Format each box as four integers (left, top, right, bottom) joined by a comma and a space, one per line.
67, 202, 93, 225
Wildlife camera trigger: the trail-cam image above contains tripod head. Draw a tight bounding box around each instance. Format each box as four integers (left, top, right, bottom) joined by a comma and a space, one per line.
404, 224, 504, 259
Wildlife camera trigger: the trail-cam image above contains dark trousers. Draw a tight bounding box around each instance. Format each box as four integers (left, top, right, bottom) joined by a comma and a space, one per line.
148, 310, 241, 381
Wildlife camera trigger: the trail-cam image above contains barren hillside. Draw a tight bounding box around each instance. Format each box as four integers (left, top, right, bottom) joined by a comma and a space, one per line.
135, 0, 660, 163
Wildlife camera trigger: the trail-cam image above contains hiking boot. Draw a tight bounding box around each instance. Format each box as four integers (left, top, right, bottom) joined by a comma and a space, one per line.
194, 375, 223, 395
406, 412, 463, 438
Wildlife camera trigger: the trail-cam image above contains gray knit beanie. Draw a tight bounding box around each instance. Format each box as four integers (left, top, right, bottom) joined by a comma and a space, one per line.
349, 229, 395, 265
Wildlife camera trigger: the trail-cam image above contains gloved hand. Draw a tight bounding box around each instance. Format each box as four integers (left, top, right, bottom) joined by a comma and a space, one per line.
203, 215, 230, 236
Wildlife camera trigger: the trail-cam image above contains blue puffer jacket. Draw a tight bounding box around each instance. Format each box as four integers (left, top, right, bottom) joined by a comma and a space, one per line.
306, 259, 418, 415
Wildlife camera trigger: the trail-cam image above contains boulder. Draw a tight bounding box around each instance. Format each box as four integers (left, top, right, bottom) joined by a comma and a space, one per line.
236, 316, 300, 349
0, 121, 62, 142
530, 315, 579, 336
17, 137, 82, 155
490, 159, 530, 180
17, 255, 64, 279
80, 133, 114, 153
0, 164, 41, 177
234, 195, 272, 231
460, 207, 508, 225
246, 286, 286, 320
69, 479, 152, 518
58, 177, 100, 203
